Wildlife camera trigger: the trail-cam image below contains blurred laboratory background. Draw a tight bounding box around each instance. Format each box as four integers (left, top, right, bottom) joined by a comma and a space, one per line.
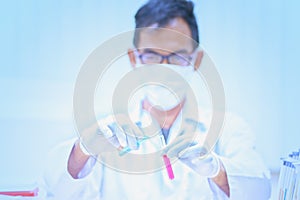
0, 1, 299, 199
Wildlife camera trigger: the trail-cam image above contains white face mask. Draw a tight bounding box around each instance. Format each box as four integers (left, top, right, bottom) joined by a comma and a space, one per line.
136, 64, 195, 110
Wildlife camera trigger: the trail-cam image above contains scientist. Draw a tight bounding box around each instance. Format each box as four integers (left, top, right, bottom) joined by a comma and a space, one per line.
42, 0, 271, 199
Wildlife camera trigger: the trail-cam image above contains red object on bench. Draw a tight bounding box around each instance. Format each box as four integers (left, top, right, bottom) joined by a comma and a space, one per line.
0, 187, 38, 197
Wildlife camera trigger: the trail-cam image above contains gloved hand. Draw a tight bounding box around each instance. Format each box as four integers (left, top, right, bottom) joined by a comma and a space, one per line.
164, 134, 221, 178
79, 114, 145, 156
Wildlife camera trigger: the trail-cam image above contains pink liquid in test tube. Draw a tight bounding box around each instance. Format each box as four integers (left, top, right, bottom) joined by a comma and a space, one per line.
163, 154, 174, 180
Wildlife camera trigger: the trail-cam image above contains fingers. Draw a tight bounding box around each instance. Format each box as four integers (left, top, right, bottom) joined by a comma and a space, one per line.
80, 114, 147, 155
99, 114, 144, 151
179, 152, 212, 168
176, 118, 199, 137
114, 114, 145, 138
80, 122, 117, 155
163, 134, 197, 158
106, 135, 122, 149
178, 145, 208, 159
122, 125, 139, 150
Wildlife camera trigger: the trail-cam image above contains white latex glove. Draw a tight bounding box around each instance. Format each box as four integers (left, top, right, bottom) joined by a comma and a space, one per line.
79, 114, 145, 156
164, 134, 220, 178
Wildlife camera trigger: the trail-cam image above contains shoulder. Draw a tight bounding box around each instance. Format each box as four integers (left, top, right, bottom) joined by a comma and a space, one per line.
196, 109, 256, 146
198, 108, 253, 136
222, 112, 255, 140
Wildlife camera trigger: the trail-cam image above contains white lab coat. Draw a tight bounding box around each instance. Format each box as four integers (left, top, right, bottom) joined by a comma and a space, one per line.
41, 108, 271, 200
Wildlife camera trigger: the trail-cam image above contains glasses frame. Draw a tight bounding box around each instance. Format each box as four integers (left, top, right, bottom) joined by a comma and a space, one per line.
136, 50, 196, 66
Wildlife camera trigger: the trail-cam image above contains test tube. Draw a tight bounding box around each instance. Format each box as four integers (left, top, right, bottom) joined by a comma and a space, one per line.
163, 154, 174, 180
0, 188, 38, 197
119, 136, 149, 156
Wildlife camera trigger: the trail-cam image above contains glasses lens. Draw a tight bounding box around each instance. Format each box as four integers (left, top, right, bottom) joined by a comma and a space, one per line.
169, 54, 191, 66
140, 53, 162, 64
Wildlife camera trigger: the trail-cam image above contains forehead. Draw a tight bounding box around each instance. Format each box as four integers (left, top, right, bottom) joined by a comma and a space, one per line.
137, 18, 195, 54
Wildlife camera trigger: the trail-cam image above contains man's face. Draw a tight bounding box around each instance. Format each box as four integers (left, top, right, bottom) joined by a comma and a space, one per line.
128, 17, 202, 68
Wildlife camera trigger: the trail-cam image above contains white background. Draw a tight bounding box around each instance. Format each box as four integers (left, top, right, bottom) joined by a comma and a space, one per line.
0, 1, 299, 196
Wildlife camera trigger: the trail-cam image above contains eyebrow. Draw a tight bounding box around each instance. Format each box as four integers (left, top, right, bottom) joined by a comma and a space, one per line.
142, 48, 190, 54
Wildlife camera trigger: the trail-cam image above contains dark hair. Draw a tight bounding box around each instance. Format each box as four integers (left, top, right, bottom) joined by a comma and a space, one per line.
133, 0, 199, 49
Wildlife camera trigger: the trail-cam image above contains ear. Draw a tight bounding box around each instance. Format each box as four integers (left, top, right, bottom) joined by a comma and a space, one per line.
194, 50, 204, 70
127, 48, 137, 68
